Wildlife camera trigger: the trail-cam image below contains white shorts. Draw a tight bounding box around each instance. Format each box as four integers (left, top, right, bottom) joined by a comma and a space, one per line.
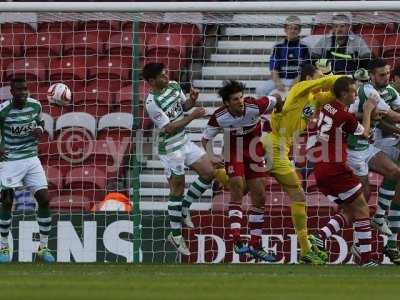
346, 145, 381, 177
0, 157, 48, 193
159, 140, 205, 178
374, 138, 400, 161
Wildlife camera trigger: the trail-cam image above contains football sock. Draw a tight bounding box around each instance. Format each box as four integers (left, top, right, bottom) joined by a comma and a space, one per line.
0, 207, 11, 248
318, 213, 347, 240
354, 218, 372, 264
182, 177, 211, 217
168, 195, 183, 237
291, 201, 311, 256
37, 206, 52, 249
375, 179, 395, 221
248, 207, 264, 249
229, 204, 243, 244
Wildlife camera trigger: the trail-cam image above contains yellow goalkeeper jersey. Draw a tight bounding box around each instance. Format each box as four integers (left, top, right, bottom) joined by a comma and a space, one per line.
270, 75, 342, 143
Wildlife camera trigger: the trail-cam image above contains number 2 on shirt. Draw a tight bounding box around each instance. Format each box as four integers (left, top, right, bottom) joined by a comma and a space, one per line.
317, 111, 333, 141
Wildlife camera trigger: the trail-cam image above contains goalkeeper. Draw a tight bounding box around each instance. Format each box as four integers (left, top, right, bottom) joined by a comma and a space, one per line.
262, 63, 342, 264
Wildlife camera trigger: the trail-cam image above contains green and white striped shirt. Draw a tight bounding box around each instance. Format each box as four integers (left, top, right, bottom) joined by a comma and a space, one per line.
347, 83, 392, 151
145, 81, 188, 155
0, 98, 43, 161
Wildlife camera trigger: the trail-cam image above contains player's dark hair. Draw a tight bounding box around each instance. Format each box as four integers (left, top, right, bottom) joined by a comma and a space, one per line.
333, 77, 356, 99
368, 59, 387, 73
299, 64, 317, 82
393, 65, 400, 78
142, 62, 165, 81
332, 14, 351, 24
218, 80, 246, 103
10, 77, 26, 85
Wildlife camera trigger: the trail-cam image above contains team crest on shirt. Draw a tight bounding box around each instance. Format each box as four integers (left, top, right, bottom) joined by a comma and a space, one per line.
154, 112, 162, 121
302, 105, 315, 120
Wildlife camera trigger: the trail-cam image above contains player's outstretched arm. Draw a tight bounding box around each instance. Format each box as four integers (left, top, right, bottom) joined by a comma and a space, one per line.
182, 88, 200, 111
164, 107, 205, 135
362, 99, 376, 137
379, 117, 400, 136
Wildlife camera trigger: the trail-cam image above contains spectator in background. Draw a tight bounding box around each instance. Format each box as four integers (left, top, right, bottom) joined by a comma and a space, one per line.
256, 16, 311, 97
392, 65, 400, 93
311, 14, 372, 75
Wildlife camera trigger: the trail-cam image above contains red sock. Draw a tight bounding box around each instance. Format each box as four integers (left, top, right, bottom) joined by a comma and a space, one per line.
228, 204, 242, 244
318, 213, 347, 240
248, 207, 264, 249
354, 218, 372, 264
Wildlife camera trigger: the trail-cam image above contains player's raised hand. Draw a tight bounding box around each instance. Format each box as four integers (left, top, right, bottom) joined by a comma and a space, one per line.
190, 107, 206, 119
271, 93, 283, 113
189, 88, 200, 102
32, 127, 43, 139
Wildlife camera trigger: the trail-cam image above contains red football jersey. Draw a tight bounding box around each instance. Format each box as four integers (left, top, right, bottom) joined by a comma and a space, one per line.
310, 100, 364, 163
203, 96, 273, 158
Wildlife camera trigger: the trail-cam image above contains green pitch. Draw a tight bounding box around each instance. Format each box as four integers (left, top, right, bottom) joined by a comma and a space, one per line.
0, 264, 398, 300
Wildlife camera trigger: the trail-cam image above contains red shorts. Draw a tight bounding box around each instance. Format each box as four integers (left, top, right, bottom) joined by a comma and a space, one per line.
225, 141, 267, 180
314, 162, 362, 204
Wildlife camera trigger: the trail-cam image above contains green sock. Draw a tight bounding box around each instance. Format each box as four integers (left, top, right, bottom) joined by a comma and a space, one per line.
182, 177, 211, 217
168, 196, 183, 236
37, 206, 52, 248
388, 202, 400, 248
0, 205, 12, 246
376, 179, 395, 218
387, 233, 398, 249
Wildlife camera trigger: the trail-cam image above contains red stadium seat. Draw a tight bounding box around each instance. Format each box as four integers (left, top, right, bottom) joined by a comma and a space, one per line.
5, 58, 48, 82
55, 112, 97, 138
78, 20, 121, 32
146, 33, 187, 58
72, 80, 114, 116
0, 22, 35, 34
24, 32, 63, 57
382, 34, 400, 58
86, 138, 129, 178
28, 82, 49, 103
63, 31, 106, 55
353, 23, 396, 44
88, 56, 132, 80
114, 84, 133, 113
362, 34, 382, 58
37, 21, 74, 34
0, 58, 12, 83
105, 32, 134, 57
162, 24, 202, 46
145, 34, 187, 80
43, 165, 62, 199
0, 32, 25, 57
0, 23, 35, 57
50, 194, 92, 212
123, 22, 162, 42
311, 24, 331, 35
49, 56, 95, 81
97, 112, 133, 141
64, 166, 107, 203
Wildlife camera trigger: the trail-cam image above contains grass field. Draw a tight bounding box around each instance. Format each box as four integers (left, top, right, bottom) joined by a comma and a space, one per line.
0, 264, 399, 300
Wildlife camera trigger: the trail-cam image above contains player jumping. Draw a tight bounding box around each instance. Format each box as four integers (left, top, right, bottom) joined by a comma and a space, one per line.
262, 64, 342, 264
143, 63, 220, 256
202, 80, 282, 262
309, 77, 378, 266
